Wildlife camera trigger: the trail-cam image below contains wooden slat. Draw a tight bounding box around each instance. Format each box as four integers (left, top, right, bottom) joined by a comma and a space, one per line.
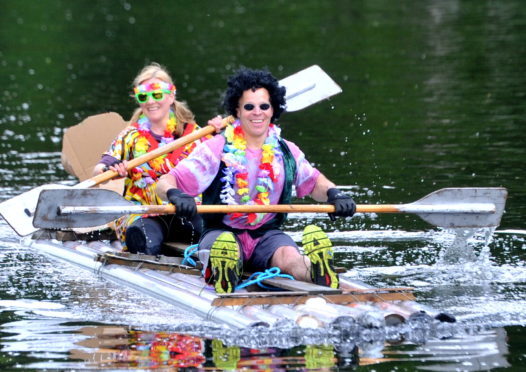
162, 241, 192, 256
257, 276, 342, 294
96, 253, 201, 275
212, 291, 415, 307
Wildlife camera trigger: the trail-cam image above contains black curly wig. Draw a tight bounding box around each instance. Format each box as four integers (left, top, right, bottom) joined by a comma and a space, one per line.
223, 68, 286, 123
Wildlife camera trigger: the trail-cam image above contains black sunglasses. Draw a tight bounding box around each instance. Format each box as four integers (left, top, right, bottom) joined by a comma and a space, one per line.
243, 103, 271, 111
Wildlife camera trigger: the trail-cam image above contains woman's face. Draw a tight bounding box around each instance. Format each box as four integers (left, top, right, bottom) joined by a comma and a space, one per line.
236, 88, 273, 143
136, 77, 175, 125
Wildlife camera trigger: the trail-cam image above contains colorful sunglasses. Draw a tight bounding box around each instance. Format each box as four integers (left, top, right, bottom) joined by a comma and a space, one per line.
135, 90, 172, 104
243, 103, 271, 111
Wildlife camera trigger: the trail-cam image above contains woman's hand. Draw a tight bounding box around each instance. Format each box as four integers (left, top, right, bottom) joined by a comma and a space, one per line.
94, 159, 128, 177
108, 160, 128, 177
208, 115, 226, 133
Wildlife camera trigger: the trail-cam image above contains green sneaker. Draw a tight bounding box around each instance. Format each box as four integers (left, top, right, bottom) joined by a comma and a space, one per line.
304, 345, 336, 369
212, 339, 240, 370
209, 232, 242, 293
302, 225, 339, 289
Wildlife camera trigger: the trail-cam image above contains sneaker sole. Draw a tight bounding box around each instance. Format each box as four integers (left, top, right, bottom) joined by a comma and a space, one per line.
302, 225, 339, 288
209, 232, 240, 293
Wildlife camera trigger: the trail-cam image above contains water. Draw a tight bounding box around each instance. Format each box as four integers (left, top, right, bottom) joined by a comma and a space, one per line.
1, 0, 526, 370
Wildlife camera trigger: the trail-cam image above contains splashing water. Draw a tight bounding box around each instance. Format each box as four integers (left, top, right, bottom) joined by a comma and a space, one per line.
438, 227, 496, 265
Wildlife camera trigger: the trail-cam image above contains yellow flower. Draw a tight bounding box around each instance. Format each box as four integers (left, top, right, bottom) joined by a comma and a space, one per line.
135, 137, 149, 154
150, 156, 165, 170
166, 116, 176, 133
237, 188, 249, 195
258, 192, 269, 203
237, 178, 248, 188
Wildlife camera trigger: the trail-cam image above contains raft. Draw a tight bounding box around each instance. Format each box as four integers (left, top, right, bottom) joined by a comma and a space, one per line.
24, 229, 455, 331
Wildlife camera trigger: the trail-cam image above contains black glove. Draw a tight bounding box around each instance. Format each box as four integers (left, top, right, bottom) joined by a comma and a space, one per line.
327, 188, 356, 221
167, 189, 197, 219
102, 158, 123, 172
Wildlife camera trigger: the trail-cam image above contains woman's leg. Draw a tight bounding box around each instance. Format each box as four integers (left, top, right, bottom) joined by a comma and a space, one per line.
125, 217, 165, 255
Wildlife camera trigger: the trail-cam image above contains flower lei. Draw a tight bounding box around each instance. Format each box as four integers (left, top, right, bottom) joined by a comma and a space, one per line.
131, 110, 177, 188
133, 81, 176, 95
220, 120, 281, 225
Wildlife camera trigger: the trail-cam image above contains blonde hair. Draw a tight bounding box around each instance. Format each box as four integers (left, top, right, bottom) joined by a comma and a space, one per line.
129, 62, 195, 136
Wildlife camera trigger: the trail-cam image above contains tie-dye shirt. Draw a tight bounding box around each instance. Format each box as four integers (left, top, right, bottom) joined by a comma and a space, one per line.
169, 134, 320, 230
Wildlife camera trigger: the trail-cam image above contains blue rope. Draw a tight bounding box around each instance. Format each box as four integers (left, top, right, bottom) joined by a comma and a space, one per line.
182, 244, 199, 267
236, 267, 294, 290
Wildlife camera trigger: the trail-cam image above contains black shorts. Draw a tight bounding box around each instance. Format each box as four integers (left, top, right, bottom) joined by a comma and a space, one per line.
199, 229, 298, 272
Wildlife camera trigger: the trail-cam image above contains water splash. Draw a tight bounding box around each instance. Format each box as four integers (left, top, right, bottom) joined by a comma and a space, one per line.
438, 226, 496, 265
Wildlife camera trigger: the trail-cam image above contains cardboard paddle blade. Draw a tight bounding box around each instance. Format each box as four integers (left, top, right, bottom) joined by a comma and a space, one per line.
280, 65, 342, 112
62, 112, 129, 181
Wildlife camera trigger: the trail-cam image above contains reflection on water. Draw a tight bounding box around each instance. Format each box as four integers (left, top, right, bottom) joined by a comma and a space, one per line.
0, 316, 510, 370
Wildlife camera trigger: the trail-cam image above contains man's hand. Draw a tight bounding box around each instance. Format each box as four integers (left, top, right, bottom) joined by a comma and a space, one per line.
167, 189, 197, 219
327, 188, 356, 221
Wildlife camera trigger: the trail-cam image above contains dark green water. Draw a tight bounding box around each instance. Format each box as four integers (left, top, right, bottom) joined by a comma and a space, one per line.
1, 1, 525, 370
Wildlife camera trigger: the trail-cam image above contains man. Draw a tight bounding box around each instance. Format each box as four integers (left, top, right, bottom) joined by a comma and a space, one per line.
156, 68, 355, 293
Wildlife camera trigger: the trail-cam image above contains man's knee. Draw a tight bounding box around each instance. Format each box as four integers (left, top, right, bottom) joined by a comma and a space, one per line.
271, 245, 301, 267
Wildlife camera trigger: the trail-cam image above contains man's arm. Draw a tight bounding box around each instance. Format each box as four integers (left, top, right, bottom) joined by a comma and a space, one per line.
310, 173, 356, 219
156, 173, 178, 201
156, 174, 197, 218
309, 173, 336, 202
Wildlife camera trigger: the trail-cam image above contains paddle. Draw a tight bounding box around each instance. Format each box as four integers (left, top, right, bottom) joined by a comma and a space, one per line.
1, 65, 341, 236
33, 187, 507, 230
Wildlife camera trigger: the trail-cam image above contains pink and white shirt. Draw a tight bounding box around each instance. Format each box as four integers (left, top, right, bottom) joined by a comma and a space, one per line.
170, 134, 320, 230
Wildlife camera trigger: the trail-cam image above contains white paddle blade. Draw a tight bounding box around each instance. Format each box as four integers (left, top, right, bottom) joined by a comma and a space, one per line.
280, 65, 342, 112
0, 184, 70, 236
408, 187, 508, 228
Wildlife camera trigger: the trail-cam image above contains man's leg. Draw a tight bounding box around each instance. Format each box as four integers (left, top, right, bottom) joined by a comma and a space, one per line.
302, 225, 339, 288
248, 230, 310, 281
250, 228, 339, 288
270, 245, 311, 281
199, 229, 242, 293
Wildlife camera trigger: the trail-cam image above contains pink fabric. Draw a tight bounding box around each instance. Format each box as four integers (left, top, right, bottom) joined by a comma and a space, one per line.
238, 231, 260, 260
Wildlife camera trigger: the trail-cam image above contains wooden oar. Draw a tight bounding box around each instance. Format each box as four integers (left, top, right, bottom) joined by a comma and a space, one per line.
1, 65, 341, 236
33, 187, 507, 230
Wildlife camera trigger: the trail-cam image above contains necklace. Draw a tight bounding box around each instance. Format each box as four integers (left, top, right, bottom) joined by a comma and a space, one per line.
131, 110, 178, 185
220, 120, 281, 225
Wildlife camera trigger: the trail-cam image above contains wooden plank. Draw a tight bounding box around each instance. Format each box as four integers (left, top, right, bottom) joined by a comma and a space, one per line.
258, 276, 342, 294
212, 291, 415, 307
217, 291, 310, 298
163, 241, 193, 256
96, 253, 202, 275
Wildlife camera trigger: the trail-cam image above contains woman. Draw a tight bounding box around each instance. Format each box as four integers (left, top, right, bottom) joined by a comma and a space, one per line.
93, 62, 222, 255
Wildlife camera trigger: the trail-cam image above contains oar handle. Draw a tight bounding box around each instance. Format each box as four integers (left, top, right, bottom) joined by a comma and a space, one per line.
77, 116, 234, 188
60, 204, 406, 215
